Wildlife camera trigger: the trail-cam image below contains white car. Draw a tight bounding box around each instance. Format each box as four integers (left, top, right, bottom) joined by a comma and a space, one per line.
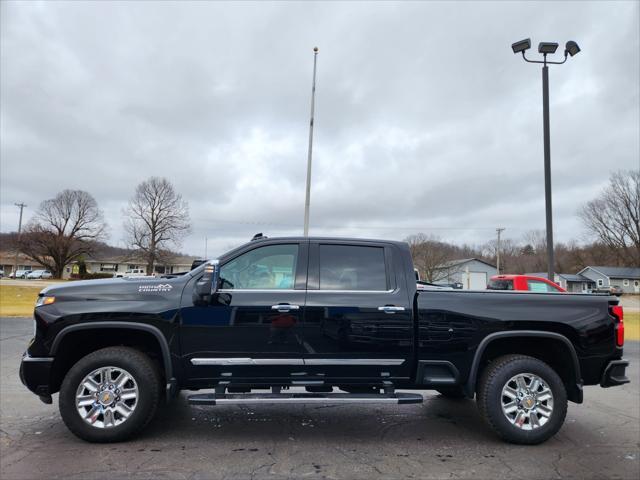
27, 270, 53, 279
10, 269, 32, 279
416, 281, 454, 291
115, 269, 149, 278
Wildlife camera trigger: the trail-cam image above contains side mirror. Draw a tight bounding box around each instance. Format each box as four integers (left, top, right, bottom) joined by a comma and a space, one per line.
193, 261, 220, 306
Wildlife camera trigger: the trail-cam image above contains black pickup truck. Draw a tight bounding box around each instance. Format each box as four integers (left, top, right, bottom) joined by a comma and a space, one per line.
20, 236, 629, 444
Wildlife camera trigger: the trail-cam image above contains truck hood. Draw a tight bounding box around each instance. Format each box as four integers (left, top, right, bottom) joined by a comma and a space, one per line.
40, 276, 186, 301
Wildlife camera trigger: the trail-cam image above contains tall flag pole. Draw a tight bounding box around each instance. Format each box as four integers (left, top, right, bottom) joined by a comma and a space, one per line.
303, 47, 319, 237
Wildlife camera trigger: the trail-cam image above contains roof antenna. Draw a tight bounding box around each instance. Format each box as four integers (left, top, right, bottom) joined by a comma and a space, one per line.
251, 233, 267, 241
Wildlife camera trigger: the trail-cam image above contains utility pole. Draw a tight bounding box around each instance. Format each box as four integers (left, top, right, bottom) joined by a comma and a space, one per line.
303, 47, 319, 237
13, 202, 27, 277
496, 227, 505, 275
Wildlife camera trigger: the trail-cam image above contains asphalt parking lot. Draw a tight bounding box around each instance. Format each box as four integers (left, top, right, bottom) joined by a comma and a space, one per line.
1, 317, 638, 480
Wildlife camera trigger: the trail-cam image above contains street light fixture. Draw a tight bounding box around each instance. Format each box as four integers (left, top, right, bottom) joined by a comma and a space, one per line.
512, 38, 581, 282
565, 41, 580, 57
538, 42, 559, 54
511, 38, 531, 54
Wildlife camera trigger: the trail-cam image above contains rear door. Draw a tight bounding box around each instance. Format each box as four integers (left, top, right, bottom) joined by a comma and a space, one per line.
301, 241, 413, 381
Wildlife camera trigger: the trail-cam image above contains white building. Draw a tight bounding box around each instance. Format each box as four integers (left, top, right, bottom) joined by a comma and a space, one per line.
433, 258, 498, 290
64, 255, 197, 279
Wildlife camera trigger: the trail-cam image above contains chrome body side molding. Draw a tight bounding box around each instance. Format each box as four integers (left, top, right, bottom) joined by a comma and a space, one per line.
190, 357, 405, 366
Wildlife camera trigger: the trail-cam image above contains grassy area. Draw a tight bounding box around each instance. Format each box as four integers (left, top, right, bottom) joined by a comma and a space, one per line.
625, 311, 640, 341
0, 285, 41, 317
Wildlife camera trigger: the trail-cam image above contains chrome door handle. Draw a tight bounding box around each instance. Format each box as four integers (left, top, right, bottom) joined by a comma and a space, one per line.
271, 304, 300, 312
378, 306, 406, 314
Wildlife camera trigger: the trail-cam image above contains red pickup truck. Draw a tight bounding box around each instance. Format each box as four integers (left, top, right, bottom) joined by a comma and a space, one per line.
487, 274, 566, 293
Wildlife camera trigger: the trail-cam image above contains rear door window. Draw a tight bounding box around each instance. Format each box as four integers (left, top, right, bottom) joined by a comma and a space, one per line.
318, 245, 388, 291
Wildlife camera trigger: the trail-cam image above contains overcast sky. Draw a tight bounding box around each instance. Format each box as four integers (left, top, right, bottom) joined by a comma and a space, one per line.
1, 1, 638, 258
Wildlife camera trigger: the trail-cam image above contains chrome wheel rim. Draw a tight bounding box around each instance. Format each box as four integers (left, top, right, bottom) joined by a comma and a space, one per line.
501, 373, 554, 430
75, 366, 139, 429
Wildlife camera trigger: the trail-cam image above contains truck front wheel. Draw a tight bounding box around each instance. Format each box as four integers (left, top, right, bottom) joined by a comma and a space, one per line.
477, 354, 567, 444
59, 347, 160, 442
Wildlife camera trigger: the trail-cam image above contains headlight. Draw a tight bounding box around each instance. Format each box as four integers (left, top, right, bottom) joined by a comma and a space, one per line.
35, 296, 55, 307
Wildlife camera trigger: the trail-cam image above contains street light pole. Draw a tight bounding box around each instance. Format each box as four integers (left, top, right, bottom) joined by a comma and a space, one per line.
541, 64, 554, 282
511, 38, 580, 282
303, 47, 319, 237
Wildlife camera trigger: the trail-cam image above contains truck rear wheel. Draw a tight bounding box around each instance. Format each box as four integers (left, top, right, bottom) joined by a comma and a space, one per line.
59, 347, 160, 443
477, 354, 567, 444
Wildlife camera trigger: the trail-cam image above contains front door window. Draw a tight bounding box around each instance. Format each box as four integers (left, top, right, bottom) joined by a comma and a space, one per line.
527, 280, 560, 292
220, 244, 298, 290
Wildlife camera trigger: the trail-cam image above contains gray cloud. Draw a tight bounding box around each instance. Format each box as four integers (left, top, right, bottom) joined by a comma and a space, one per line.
1, 1, 638, 258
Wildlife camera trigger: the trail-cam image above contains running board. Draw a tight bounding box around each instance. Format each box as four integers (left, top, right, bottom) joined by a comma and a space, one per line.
188, 392, 424, 406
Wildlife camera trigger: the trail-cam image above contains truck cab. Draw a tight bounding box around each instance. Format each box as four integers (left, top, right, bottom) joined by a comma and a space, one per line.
182, 237, 414, 384
488, 274, 566, 293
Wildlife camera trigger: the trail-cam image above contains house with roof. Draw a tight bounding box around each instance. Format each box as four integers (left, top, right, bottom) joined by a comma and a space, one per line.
433, 258, 497, 290
63, 254, 198, 279
578, 266, 640, 294
556, 273, 597, 293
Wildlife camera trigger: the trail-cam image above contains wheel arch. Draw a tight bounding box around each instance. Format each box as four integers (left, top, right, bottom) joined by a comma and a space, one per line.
49, 322, 174, 395
466, 330, 583, 403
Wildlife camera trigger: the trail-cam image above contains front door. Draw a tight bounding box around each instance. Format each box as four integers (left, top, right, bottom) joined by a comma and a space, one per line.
301, 241, 413, 382
180, 242, 308, 385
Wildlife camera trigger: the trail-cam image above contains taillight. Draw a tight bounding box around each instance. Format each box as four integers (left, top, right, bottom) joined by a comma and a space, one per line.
611, 305, 624, 347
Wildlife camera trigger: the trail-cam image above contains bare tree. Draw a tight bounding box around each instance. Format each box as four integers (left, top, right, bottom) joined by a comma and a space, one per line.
482, 238, 520, 274
19, 190, 106, 278
518, 230, 548, 272
124, 177, 191, 274
579, 170, 640, 266
405, 233, 458, 282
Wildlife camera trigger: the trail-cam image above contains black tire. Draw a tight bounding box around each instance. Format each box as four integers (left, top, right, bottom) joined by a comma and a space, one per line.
477, 354, 567, 445
59, 347, 160, 443
436, 386, 466, 399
